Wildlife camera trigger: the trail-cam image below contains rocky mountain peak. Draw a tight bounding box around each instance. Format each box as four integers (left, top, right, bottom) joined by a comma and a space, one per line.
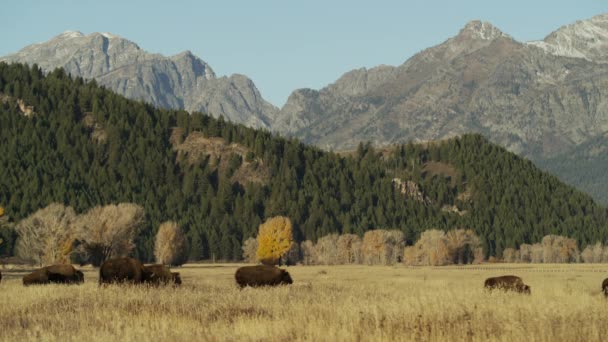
1, 31, 277, 128
56, 30, 84, 39
458, 20, 509, 41
527, 13, 608, 62
171, 50, 216, 80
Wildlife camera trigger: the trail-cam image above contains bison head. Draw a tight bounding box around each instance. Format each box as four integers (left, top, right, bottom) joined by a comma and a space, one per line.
280, 270, 293, 285
518, 284, 531, 294
75, 270, 85, 283
172, 272, 182, 286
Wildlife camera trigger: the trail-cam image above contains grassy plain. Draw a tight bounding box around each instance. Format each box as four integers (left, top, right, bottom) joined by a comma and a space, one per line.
0, 263, 607, 341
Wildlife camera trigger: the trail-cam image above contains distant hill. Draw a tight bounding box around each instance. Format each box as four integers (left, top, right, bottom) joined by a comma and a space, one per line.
0, 31, 278, 128
0, 63, 607, 261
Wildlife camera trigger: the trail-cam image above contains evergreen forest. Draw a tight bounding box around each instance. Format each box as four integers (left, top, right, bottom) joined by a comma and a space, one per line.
1, 63, 607, 261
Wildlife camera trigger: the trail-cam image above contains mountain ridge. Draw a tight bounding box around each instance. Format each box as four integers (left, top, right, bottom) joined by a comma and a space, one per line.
0, 31, 278, 128
273, 14, 608, 206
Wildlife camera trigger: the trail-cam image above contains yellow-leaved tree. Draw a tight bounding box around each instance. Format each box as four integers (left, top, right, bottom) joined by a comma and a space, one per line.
256, 216, 293, 265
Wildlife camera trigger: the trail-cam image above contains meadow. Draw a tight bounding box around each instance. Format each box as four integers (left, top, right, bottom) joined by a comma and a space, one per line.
1, 263, 607, 341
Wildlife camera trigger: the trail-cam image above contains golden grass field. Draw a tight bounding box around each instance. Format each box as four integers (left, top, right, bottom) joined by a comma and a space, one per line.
1, 263, 608, 341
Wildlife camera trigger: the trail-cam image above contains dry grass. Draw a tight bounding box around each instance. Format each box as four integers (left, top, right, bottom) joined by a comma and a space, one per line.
1, 263, 608, 341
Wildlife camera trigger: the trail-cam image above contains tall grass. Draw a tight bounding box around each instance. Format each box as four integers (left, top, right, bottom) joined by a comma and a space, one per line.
0, 264, 607, 341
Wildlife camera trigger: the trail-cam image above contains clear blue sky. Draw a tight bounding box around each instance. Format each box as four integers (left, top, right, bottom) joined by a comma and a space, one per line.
1, 1, 606, 107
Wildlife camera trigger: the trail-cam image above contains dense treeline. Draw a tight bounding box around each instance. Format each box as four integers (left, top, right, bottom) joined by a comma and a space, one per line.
0, 63, 607, 261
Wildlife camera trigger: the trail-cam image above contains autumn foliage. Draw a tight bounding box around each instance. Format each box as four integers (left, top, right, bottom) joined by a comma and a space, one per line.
154, 221, 188, 266
256, 216, 293, 265
403, 229, 483, 266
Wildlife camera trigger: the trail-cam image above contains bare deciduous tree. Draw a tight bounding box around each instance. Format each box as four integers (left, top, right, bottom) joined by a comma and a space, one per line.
530, 243, 543, 263
502, 248, 518, 263
581, 242, 604, 263
415, 229, 450, 266
361, 230, 405, 265
446, 229, 483, 264
518, 244, 532, 263
316, 234, 340, 265
300, 240, 317, 265
384, 230, 406, 265
541, 235, 580, 263
403, 229, 483, 266
14, 203, 76, 265
73, 203, 144, 266
242, 237, 258, 263
154, 221, 188, 266
362, 230, 385, 265
337, 234, 362, 264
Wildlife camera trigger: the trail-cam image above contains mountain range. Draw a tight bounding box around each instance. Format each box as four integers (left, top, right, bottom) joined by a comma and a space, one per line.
3, 14, 608, 203
0, 31, 277, 129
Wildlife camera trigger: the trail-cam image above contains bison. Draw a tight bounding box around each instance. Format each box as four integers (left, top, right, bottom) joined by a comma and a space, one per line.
99, 257, 146, 285
143, 264, 182, 286
0, 270, 2, 283
484, 275, 531, 294
235, 265, 293, 288
602, 278, 608, 297
22, 264, 85, 286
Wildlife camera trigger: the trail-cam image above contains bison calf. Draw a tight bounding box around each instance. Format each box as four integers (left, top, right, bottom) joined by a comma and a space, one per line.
23, 264, 85, 286
143, 264, 182, 286
484, 275, 530, 294
235, 265, 293, 288
99, 257, 146, 285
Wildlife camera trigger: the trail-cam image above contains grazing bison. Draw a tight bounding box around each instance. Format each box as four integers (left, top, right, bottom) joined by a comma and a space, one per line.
235, 265, 293, 288
99, 257, 146, 285
143, 264, 182, 286
602, 278, 608, 297
23, 264, 84, 286
484, 275, 531, 294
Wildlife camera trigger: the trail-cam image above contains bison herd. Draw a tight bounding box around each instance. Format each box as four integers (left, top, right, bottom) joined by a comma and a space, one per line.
2, 262, 608, 296
6, 258, 291, 288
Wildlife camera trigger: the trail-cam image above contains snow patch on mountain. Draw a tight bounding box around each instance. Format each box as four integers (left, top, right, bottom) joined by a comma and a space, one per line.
526, 13, 608, 62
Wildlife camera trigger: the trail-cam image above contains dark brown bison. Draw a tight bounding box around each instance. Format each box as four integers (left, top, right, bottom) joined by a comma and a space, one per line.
143, 264, 182, 286
22, 264, 85, 286
0, 270, 2, 283
484, 275, 530, 294
602, 278, 608, 297
99, 257, 146, 285
235, 265, 293, 288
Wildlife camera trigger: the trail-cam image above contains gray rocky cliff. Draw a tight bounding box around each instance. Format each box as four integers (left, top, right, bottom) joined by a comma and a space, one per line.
1, 32, 277, 128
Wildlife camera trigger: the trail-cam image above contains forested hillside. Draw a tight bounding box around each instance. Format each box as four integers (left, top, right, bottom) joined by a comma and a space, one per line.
0, 63, 606, 261
537, 133, 608, 205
